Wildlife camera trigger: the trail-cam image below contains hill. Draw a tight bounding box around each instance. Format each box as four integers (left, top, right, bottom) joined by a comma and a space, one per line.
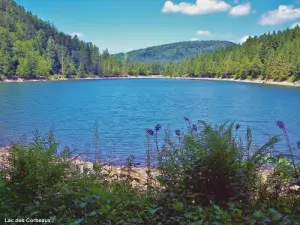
0, 0, 121, 78
162, 28, 300, 82
1, 0, 300, 81
113, 40, 235, 64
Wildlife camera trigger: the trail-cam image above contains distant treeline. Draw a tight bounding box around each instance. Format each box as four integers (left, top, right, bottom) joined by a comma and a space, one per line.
163, 27, 300, 82
1, 0, 300, 82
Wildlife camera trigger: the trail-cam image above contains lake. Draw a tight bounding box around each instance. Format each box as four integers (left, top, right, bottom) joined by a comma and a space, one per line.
0, 79, 300, 164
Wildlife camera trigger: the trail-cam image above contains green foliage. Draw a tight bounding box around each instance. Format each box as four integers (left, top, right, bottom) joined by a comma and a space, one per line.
3, 0, 300, 81
0, 0, 118, 78
154, 122, 267, 208
161, 27, 300, 82
145, 119, 300, 224
0, 73, 5, 80
0, 130, 151, 224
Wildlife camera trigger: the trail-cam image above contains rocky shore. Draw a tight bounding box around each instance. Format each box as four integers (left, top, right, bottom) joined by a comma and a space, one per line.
1, 146, 298, 192
0, 146, 160, 189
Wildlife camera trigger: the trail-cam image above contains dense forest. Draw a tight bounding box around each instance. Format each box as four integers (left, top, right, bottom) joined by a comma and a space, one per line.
0, 0, 185, 78
113, 40, 234, 64
1, 0, 300, 82
163, 28, 300, 81
0, 0, 124, 78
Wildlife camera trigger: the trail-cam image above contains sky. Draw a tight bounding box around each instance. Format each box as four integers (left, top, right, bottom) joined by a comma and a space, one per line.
14, 0, 300, 54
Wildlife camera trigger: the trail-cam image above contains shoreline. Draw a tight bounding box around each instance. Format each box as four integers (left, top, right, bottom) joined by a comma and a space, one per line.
163, 76, 300, 87
0, 75, 299, 87
1, 146, 290, 191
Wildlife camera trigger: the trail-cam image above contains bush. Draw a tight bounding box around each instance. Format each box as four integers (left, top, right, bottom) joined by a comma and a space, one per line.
0, 74, 6, 81
0, 130, 151, 224
156, 121, 275, 207
146, 119, 300, 224
288, 75, 297, 83
0, 131, 70, 221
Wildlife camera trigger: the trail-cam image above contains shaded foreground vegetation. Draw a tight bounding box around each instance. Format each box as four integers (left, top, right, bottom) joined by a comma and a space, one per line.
0, 119, 299, 224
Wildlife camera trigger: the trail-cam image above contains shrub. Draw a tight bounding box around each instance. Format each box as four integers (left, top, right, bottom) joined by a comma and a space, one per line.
288, 75, 297, 83
0, 131, 70, 221
156, 120, 279, 208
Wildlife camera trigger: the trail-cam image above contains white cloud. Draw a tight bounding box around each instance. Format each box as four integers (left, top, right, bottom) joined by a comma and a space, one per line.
196, 30, 212, 36
233, 0, 239, 4
259, 5, 300, 25
162, 0, 231, 15
239, 35, 253, 44
291, 21, 300, 28
70, 32, 84, 38
229, 3, 251, 16
190, 38, 199, 41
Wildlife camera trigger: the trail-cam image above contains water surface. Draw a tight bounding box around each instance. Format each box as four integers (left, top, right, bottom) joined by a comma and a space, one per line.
1, 79, 299, 163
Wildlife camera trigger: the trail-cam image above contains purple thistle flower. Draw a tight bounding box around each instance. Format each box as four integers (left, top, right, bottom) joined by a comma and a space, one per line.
175, 129, 181, 136
184, 117, 190, 122
236, 123, 241, 130
192, 124, 197, 132
155, 124, 161, 132
146, 128, 154, 136
276, 121, 285, 129
297, 141, 300, 149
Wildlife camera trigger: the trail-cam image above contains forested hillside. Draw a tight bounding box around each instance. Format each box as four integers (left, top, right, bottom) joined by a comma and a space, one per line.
114, 40, 234, 64
1, 0, 300, 82
0, 0, 123, 78
162, 28, 300, 82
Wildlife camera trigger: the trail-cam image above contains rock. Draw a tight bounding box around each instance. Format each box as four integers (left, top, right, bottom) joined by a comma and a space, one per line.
70, 159, 94, 175
0, 146, 10, 170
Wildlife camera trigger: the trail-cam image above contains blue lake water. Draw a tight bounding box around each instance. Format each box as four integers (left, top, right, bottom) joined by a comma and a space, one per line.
0, 79, 300, 164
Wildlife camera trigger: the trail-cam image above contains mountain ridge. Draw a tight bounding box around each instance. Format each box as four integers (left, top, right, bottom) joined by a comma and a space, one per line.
113, 40, 236, 64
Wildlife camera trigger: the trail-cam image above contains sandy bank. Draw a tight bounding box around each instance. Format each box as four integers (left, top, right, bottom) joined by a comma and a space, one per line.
0, 75, 299, 87
162, 77, 300, 87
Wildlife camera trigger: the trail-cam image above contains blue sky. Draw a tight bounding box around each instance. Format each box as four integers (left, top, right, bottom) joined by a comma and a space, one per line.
14, 0, 300, 53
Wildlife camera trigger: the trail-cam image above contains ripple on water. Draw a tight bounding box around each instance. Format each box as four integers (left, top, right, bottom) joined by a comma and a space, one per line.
0, 79, 300, 162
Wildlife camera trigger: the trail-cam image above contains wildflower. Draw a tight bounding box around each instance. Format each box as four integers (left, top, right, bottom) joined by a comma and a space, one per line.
169, 192, 175, 198
146, 128, 154, 136
276, 121, 285, 129
155, 124, 161, 132
297, 141, 300, 149
236, 123, 241, 130
184, 117, 190, 122
161, 193, 167, 199
175, 129, 181, 136
192, 124, 197, 132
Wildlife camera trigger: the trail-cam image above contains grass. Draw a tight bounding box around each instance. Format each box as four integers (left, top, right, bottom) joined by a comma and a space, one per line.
0, 119, 299, 224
